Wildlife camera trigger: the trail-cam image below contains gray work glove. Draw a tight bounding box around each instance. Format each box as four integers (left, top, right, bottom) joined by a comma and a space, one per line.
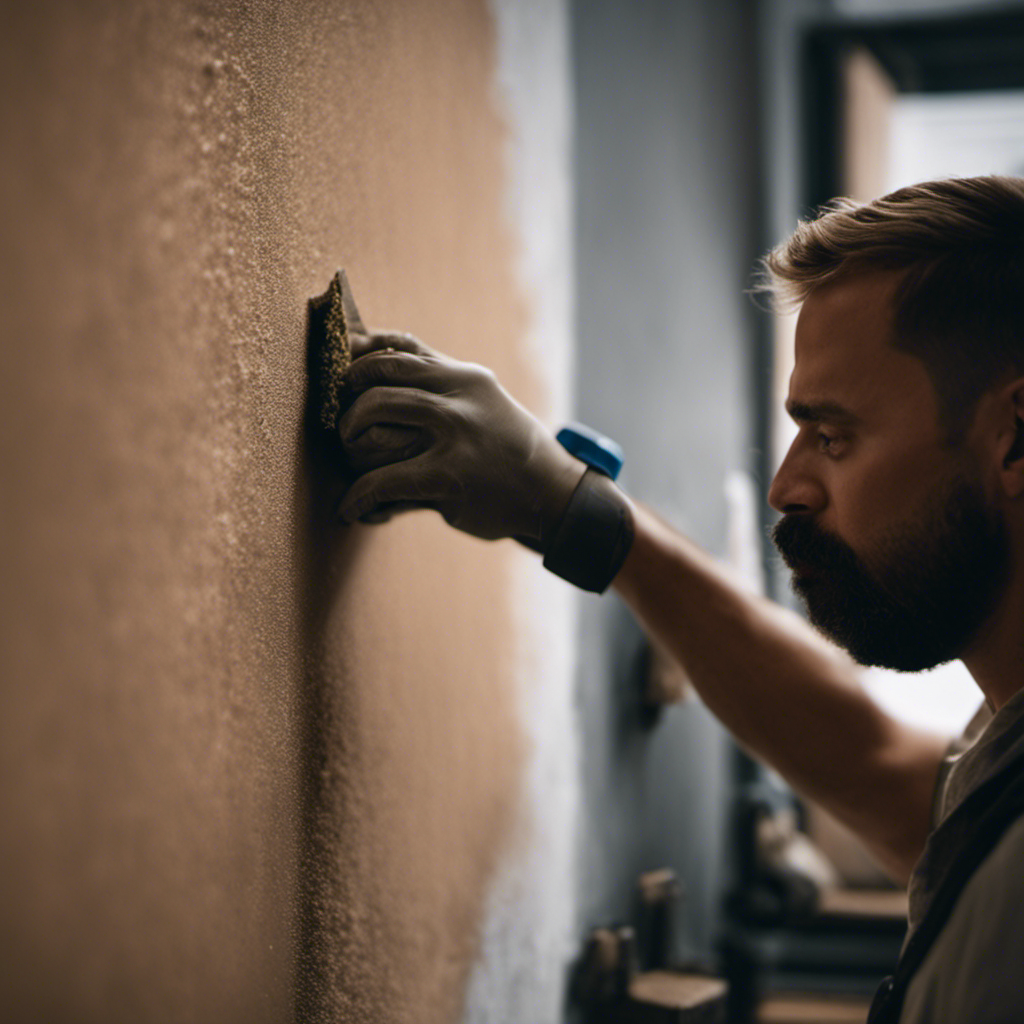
337, 332, 587, 548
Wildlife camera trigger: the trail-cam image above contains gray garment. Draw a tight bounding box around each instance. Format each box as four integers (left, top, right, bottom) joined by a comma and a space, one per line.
900, 686, 1024, 1023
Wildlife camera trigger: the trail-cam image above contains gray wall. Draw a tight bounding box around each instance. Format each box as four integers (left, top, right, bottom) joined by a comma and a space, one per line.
571, 0, 763, 965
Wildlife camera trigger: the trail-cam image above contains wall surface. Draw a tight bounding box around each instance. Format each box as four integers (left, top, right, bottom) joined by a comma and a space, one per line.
0, 1, 575, 1021
572, 0, 761, 961
463, 2, 579, 1021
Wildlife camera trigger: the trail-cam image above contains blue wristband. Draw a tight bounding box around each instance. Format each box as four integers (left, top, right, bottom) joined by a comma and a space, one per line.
544, 424, 632, 593
556, 423, 624, 481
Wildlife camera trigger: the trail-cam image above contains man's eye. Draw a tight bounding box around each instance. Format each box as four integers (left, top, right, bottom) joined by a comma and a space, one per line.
817, 431, 843, 454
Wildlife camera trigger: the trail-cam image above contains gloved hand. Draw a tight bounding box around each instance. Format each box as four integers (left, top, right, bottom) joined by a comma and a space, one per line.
337, 332, 587, 546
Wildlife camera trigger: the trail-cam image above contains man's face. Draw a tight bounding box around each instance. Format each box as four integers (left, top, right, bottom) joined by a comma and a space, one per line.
768, 271, 1010, 671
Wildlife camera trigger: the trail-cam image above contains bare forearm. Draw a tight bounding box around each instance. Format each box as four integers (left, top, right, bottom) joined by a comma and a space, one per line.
614, 502, 945, 882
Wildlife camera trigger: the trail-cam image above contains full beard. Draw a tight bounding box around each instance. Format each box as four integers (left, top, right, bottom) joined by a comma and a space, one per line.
771, 478, 1010, 672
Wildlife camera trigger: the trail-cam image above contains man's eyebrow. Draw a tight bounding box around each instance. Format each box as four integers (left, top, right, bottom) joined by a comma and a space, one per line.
785, 400, 860, 426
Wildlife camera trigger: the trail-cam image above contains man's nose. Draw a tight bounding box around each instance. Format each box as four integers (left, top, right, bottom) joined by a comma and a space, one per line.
767, 442, 826, 515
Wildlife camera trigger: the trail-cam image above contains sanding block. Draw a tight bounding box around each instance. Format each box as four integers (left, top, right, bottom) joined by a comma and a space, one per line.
307, 268, 366, 433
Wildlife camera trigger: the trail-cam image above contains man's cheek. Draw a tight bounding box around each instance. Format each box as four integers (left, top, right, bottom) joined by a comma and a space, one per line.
830, 475, 900, 549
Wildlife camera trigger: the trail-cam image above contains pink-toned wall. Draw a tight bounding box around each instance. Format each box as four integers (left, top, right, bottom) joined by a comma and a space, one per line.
0, 2, 559, 1020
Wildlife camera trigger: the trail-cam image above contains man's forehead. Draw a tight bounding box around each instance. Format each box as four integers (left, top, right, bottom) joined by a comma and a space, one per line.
794, 271, 902, 368
789, 269, 938, 421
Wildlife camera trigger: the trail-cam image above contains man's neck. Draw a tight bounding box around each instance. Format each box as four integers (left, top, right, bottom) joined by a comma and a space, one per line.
962, 577, 1024, 711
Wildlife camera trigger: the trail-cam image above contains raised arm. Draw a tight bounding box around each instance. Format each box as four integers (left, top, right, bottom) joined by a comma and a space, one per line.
336, 340, 946, 883
615, 502, 946, 882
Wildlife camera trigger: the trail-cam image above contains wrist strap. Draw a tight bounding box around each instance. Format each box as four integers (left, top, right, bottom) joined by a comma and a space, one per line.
543, 469, 635, 593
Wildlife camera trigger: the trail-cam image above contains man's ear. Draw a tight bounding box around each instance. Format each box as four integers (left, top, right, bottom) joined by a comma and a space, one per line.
997, 379, 1024, 498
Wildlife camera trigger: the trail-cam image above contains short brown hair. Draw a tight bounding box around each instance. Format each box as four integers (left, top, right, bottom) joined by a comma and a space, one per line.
758, 176, 1024, 441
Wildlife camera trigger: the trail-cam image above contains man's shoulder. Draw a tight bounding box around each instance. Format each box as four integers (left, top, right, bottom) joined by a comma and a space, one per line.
902, 811, 1024, 1023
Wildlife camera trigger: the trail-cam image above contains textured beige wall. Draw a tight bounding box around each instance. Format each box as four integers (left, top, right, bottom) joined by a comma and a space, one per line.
0, 2, 541, 1021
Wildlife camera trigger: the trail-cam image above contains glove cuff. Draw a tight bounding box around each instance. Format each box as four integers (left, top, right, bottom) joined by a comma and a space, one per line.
542, 469, 635, 593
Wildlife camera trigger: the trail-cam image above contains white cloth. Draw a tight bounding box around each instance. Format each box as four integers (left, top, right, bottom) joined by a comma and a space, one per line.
900, 686, 1024, 1023
901, 814, 1024, 1023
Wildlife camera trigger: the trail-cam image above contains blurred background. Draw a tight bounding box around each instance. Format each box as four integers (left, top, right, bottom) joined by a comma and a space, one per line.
573, 2, 1024, 1021
3, 1, 1024, 1022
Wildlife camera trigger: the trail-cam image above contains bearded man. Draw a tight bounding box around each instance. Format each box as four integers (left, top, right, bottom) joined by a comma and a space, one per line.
336, 176, 1024, 1023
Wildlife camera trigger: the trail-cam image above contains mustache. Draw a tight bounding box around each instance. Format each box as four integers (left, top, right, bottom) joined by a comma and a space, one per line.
770, 514, 861, 575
